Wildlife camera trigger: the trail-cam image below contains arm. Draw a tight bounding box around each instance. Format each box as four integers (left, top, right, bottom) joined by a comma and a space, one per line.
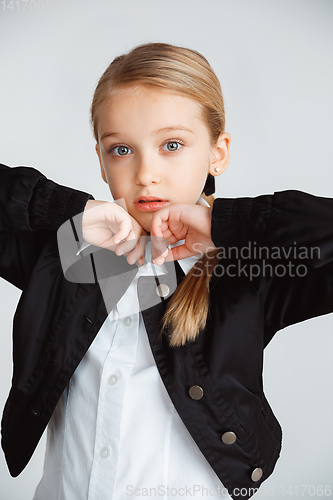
211, 190, 333, 346
0, 163, 94, 290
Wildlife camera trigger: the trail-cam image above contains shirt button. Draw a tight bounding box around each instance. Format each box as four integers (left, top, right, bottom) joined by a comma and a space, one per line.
221, 431, 237, 445
124, 316, 132, 326
189, 385, 204, 400
156, 284, 170, 298
251, 468, 263, 482
100, 447, 111, 459
108, 374, 118, 385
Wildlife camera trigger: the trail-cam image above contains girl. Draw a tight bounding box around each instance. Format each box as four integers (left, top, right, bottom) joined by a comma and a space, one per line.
0, 42, 332, 500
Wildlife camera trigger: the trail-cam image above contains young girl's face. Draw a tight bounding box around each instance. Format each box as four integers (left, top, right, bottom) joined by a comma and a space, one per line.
95, 84, 230, 233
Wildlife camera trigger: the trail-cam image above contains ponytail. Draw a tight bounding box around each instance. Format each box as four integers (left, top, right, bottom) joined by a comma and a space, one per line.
160, 194, 220, 347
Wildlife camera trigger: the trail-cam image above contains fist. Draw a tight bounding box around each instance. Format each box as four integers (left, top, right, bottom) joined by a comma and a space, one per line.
82, 199, 147, 266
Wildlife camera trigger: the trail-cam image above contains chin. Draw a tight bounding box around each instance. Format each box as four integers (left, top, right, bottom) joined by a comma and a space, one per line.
142, 223, 152, 234
134, 217, 151, 235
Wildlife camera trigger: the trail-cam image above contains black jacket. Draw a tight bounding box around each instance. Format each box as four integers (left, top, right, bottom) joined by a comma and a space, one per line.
1, 163, 332, 500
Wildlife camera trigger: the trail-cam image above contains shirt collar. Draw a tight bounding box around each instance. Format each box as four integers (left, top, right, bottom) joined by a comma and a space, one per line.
135, 238, 204, 278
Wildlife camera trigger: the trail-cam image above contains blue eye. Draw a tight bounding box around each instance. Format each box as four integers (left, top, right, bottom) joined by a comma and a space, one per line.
162, 141, 183, 152
112, 145, 132, 156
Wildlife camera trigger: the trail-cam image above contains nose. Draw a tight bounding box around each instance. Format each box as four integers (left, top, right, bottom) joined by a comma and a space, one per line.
135, 152, 161, 187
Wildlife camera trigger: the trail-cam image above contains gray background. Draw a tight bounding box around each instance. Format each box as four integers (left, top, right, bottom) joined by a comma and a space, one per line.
0, 0, 332, 498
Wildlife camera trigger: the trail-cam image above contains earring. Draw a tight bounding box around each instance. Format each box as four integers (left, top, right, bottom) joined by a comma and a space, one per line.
215, 167, 220, 172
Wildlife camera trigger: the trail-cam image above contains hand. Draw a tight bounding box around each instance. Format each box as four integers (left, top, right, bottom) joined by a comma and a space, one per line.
150, 203, 216, 265
82, 200, 147, 266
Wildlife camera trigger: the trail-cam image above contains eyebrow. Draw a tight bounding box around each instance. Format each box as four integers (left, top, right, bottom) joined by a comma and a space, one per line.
100, 126, 194, 141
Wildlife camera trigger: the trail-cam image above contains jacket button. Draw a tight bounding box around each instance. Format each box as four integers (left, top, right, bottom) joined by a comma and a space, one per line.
189, 385, 204, 400
251, 468, 263, 482
156, 284, 170, 298
221, 431, 237, 445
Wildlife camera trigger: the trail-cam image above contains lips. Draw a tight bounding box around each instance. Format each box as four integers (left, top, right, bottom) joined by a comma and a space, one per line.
133, 196, 169, 212
134, 196, 168, 203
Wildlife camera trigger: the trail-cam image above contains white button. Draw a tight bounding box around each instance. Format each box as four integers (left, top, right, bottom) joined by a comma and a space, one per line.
156, 284, 170, 297
108, 374, 118, 385
100, 447, 111, 459
124, 316, 132, 326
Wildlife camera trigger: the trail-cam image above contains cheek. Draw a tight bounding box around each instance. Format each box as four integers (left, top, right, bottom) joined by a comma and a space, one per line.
187, 145, 210, 169
107, 172, 129, 193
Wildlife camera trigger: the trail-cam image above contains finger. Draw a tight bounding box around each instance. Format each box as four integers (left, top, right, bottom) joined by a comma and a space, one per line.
112, 216, 134, 244
151, 235, 169, 263
114, 244, 143, 266
163, 244, 194, 262
137, 234, 147, 263
150, 210, 173, 240
126, 235, 147, 265
114, 233, 138, 255
150, 206, 186, 244
127, 248, 144, 266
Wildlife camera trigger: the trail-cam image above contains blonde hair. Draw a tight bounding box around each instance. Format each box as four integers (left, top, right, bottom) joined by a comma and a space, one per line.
90, 42, 224, 347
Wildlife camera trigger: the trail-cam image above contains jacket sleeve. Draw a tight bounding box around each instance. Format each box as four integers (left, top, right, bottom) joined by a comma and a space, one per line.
211, 190, 333, 346
0, 163, 94, 290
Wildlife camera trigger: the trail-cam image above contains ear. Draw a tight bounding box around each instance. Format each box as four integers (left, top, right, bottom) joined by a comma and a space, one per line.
208, 132, 231, 177
95, 144, 108, 184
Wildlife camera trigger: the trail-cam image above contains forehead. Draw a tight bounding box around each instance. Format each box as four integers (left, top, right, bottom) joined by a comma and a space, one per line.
97, 84, 205, 132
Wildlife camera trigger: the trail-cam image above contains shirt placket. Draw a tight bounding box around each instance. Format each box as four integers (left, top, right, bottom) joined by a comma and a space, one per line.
88, 244, 167, 500
87, 279, 140, 500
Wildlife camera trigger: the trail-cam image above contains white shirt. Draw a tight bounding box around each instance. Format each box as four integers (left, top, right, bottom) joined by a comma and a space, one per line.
34, 201, 231, 500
